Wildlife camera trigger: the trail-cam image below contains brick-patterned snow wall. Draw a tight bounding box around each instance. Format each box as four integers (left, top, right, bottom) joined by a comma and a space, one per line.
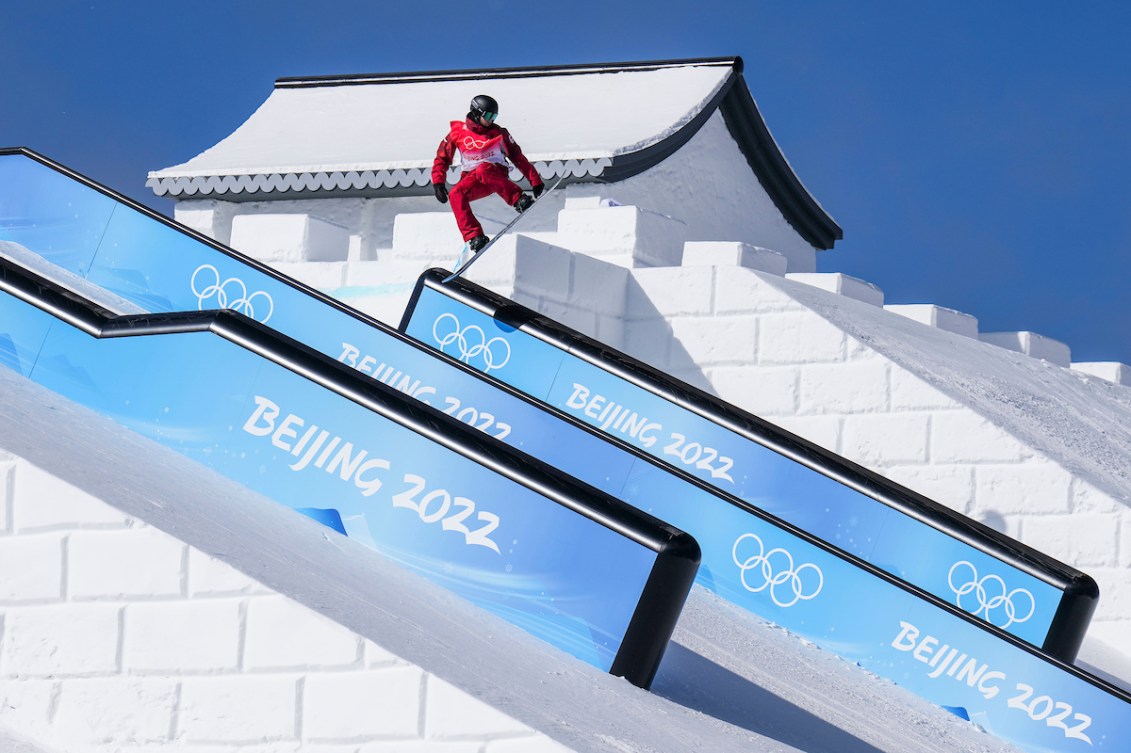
609, 261, 1131, 656
170, 126, 1131, 665
0, 451, 571, 753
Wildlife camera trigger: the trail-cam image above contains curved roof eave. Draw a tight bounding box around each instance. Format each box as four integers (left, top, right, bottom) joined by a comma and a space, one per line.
717, 71, 843, 250
147, 57, 841, 249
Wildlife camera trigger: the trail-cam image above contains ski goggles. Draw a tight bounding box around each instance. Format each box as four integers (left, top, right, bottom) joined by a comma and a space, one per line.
481, 111, 498, 123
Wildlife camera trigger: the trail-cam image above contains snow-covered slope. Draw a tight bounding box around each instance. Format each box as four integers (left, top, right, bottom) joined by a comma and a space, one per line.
766, 271, 1131, 501
0, 341, 1020, 753
599, 259, 1131, 652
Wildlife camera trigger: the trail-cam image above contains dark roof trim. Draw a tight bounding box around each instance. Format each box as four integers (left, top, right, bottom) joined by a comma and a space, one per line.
276, 56, 742, 89
600, 68, 739, 184
719, 72, 844, 249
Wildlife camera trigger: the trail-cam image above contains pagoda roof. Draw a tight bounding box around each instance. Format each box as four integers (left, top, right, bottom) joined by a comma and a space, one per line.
148, 57, 841, 248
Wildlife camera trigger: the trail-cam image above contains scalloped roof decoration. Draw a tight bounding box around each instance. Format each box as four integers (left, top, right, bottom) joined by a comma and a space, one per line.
148, 58, 841, 249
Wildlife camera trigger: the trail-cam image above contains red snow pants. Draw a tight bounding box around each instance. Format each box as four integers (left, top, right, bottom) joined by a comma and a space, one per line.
448, 163, 524, 241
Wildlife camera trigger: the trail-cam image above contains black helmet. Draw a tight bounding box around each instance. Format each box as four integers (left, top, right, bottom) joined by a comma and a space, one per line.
469, 94, 499, 122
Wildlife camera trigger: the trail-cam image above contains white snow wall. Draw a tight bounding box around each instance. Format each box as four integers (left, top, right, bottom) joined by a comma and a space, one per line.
170, 108, 1131, 666
0, 449, 570, 753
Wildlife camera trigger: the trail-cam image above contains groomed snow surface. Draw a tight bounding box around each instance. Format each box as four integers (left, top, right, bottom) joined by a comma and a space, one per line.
0, 361, 1022, 753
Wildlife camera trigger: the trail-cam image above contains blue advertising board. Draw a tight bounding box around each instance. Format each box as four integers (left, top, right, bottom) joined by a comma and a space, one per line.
6, 148, 1129, 752
0, 257, 699, 689
399, 272, 1096, 657
393, 285, 1131, 753
0, 149, 1093, 657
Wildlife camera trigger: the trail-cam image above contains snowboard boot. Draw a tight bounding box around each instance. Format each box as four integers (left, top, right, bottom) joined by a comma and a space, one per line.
468, 234, 490, 253
514, 194, 534, 213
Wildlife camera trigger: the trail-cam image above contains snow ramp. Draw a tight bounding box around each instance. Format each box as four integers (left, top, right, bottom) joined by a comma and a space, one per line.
394, 275, 1131, 752
0, 149, 701, 689
2, 147, 1130, 752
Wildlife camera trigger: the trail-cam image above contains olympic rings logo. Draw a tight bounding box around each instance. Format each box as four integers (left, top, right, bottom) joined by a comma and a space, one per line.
191, 265, 275, 323
432, 313, 511, 373
733, 533, 823, 608
948, 561, 1036, 629
461, 136, 490, 149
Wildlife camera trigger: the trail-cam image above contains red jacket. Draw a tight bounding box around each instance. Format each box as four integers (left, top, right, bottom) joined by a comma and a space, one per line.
432, 117, 543, 188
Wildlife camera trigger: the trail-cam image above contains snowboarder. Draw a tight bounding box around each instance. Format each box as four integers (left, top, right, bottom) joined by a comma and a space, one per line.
432, 94, 545, 253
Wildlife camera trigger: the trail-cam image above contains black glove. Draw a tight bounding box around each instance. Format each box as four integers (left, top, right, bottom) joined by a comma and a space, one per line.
532, 183, 545, 199
433, 183, 448, 204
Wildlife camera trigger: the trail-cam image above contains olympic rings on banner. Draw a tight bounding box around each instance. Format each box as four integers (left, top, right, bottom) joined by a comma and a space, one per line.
191, 264, 274, 324
948, 560, 1036, 629
733, 532, 823, 608
432, 313, 511, 372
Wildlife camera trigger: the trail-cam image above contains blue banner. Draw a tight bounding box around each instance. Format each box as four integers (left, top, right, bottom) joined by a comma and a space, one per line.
402, 282, 1071, 650
0, 283, 672, 674
398, 280, 1131, 753
7, 152, 1060, 646
6, 150, 1126, 753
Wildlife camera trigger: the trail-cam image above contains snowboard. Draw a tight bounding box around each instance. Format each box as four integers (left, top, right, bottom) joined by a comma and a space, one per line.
443, 173, 566, 283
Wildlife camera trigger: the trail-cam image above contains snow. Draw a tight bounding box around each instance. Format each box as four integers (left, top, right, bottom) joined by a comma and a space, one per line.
148, 63, 733, 178
0, 241, 145, 316
0, 355, 1023, 753
760, 271, 1131, 506
0, 728, 51, 753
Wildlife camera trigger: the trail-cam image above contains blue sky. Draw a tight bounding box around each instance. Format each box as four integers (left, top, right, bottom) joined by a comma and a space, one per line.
5, 1, 1131, 365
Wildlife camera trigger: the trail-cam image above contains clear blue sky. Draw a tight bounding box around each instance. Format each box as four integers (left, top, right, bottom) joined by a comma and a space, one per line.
5, 1, 1130, 365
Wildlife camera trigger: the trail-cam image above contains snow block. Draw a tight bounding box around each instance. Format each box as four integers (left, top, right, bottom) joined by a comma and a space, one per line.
842, 413, 931, 465
67, 528, 184, 598
708, 365, 800, 416
884, 304, 979, 339
670, 315, 759, 366
391, 211, 465, 262
179, 675, 297, 742
173, 200, 235, 245
229, 213, 350, 263
758, 311, 849, 364
53, 678, 177, 745
570, 253, 630, 315
555, 204, 689, 268
799, 359, 890, 414
124, 600, 242, 672
244, 594, 362, 670
980, 331, 1071, 367
1025, 513, 1122, 567
563, 196, 605, 210
628, 267, 715, 318
303, 668, 424, 739
681, 241, 788, 276
2, 603, 122, 675
621, 315, 674, 367
462, 235, 572, 302
973, 462, 1073, 515
0, 534, 63, 602
784, 272, 884, 307
1071, 361, 1131, 387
